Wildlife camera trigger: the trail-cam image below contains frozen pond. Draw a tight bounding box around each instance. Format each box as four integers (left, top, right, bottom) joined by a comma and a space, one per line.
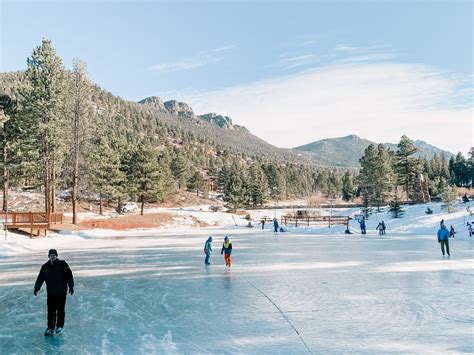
0, 229, 473, 353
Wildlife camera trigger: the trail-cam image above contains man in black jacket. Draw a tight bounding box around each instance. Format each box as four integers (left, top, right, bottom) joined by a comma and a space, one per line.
34, 249, 74, 336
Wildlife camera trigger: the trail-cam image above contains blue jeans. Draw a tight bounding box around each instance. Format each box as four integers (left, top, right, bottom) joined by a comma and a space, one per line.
205, 252, 210, 264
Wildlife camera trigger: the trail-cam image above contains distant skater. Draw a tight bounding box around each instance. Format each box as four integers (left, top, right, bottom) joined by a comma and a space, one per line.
359, 217, 367, 234
381, 220, 386, 235
437, 224, 450, 257
273, 218, 279, 233
34, 249, 74, 336
449, 225, 456, 238
221, 236, 233, 268
204, 236, 213, 265
260, 219, 265, 230
376, 222, 383, 236
468, 222, 472, 237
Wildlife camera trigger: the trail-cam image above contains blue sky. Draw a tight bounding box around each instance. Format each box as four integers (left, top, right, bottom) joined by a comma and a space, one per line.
1, 0, 472, 154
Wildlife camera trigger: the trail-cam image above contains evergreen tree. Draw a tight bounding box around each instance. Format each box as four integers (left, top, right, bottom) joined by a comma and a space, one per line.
87, 134, 126, 215
394, 135, 422, 200
358, 144, 378, 209
223, 163, 246, 211
341, 171, 355, 201
66, 58, 93, 224
126, 142, 163, 215
388, 200, 404, 218
449, 152, 469, 186
248, 163, 269, 206
22, 39, 66, 212
188, 170, 206, 196
156, 148, 175, 201
0, 93, 16, 211
373, 144, 395, 209
171, 149, 191, 189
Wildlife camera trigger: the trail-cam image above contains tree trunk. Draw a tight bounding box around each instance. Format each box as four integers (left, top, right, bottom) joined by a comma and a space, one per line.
72, 124, 79, 224
44, 156, 50, 213
99, 194, 103, 216
117, 196, 122, 214
2, 136, 8, 211
50, 162, 55, 213
141, 194, 144, 216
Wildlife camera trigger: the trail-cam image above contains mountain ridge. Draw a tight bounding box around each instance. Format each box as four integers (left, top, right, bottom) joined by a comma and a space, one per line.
294, 134, 455, 167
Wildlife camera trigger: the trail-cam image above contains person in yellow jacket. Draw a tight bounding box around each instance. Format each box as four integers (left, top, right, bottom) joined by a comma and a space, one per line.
221, 236, 233, 267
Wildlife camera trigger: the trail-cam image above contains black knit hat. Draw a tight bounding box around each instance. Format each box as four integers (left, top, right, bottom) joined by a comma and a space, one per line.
48, 249, 58, 257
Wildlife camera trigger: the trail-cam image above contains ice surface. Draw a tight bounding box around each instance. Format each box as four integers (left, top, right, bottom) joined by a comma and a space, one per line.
0, 203, 473, 353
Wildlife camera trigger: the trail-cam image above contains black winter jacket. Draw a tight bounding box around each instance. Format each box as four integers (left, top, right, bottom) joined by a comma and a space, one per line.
34, 260, 74, 295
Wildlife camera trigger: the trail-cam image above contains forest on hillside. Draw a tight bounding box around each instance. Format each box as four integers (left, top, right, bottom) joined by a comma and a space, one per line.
0, 39, 472, 223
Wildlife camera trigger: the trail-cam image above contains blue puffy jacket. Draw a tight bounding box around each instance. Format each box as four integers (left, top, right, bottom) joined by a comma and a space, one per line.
437, 226, 449, 241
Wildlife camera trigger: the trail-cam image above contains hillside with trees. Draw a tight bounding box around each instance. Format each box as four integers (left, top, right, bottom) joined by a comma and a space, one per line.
295, 134, 455, 167
1, 39, 472, 222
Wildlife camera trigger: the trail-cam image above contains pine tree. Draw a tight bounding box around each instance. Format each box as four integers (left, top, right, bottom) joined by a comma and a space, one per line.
23, 39, 66, 212
394, 135, 422, 200
126, 142, 163, 215
171, 149, 190, 189
87, 134, 126, 215
249, 163, 269, 206
66, 58, 93, 224
188, 170, 206, 196
388, 200, 404, 218
373, 144, 395, 209
0, 93, 16, 211
223, 163, 246, 211
341, 171, 355, 201
358, 144, 378, 209
389, 186, 404, 218
156, 149, 175, 202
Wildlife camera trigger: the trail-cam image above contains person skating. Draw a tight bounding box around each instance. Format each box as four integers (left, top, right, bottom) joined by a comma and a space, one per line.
359, 217, 367, 234
381, 220, 386, 235
468, 222, 473, 237
34, 249, 74, 336
204, 236, 213, 265
376, 222, 383, 236
437, 224, 450, 257
273, 218, 279, 233
221, 236, 232, 267
449, 225, 456, 238
260, 219, 265, 230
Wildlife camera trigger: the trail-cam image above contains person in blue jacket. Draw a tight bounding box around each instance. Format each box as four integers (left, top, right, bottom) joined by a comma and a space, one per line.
437, 223, 450, 256
204, 236, 213, 265
359, 217, 366, 234
273, 218, 279, 233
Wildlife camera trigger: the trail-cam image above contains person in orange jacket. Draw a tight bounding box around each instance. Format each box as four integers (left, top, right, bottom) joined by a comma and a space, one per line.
221, 236, 233, 267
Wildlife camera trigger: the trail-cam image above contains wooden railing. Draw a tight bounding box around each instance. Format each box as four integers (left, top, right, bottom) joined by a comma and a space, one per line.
0, 212, 63, 237
282, 214, 351, 228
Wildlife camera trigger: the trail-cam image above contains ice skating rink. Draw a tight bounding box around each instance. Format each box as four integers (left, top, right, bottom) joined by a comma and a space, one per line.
0, 229, 473, 354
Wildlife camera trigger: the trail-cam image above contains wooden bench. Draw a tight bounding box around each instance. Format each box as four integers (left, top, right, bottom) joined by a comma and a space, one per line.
0, 212, 63, 237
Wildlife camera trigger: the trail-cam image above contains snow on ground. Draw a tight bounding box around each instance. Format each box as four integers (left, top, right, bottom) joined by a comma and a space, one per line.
0, 202, 473, 353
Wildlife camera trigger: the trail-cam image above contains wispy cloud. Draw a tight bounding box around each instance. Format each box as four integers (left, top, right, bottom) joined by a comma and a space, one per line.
147, 45, 234, 73
268, 53, 317, 70
182, 58, 472, 154
335, 44, 359, 51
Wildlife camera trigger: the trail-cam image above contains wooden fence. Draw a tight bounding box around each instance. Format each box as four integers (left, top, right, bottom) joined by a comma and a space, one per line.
0, 212, 63, 237
281, 214, 351, 228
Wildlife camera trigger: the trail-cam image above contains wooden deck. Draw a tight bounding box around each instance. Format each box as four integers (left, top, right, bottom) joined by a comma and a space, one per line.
0, 212, 63, 237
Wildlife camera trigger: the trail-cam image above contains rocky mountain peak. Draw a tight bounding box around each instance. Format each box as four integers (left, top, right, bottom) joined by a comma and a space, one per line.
138, 96, 165, 110
198, 113, 233, 129
163, 100, 195, 117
